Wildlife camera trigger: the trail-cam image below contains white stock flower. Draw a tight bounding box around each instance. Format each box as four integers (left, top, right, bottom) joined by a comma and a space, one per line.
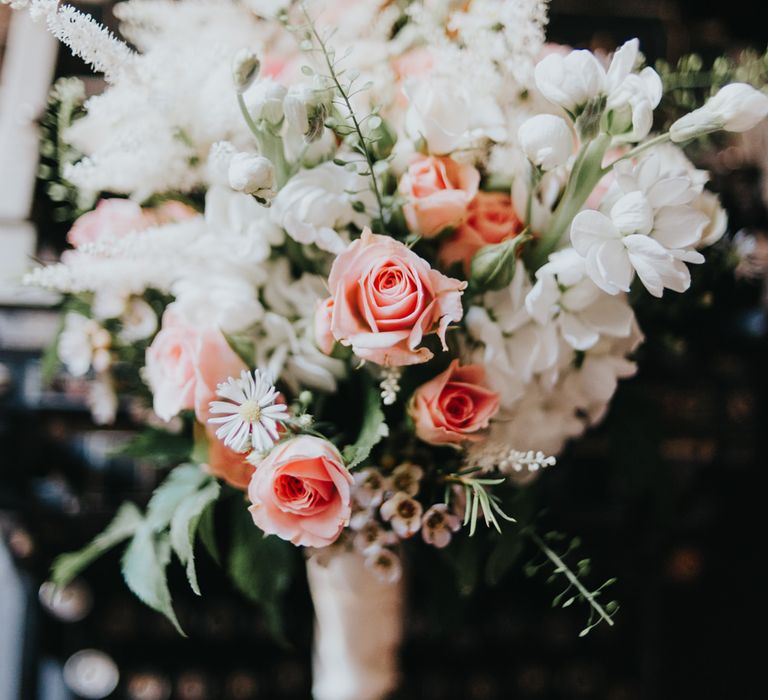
208, 369, 289, 452
525, 248, 635, 351
571, 153, 709, 297
534, 39, 661, 141
534, 48, 606, 113
518, 114, 574, 170
227, 153, 276, 201
244, 78, 286, 124
271, 162, 373, 254
693, 190, 728, 247
232, 48, 261, 93
404, 77, 471, 154
466, 261, 562, 408
670, 83, 768, 142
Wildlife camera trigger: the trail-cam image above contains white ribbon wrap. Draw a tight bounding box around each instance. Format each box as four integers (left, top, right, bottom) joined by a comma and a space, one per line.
306, 551, 404, 700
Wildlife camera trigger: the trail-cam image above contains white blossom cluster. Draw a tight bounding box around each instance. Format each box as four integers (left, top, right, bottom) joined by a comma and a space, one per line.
6, 0, 765, 526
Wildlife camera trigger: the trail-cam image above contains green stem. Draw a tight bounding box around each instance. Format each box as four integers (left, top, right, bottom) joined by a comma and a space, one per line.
604, 132, 671, 170
301, 3, 385, 224
528, 133, 611, 268
237, 93, 290, 187
529, 531, 615, 628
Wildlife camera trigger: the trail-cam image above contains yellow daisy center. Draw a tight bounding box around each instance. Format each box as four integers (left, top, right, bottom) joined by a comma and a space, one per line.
238, 400, 262, 422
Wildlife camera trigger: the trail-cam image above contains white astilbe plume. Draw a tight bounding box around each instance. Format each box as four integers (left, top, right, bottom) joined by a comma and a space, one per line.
448, 0, 549, 88
28, 0, 135, 82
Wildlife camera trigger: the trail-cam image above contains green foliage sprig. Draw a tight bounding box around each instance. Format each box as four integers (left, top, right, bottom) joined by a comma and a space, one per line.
446, 469, 517, 536
294, 2, 388, 225
525, 530, 619, 637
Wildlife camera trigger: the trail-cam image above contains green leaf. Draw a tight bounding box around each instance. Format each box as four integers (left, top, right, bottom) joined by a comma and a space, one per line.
470, 231, 531, 292
227, 501, 296, 644
342, 383, 388, 468
50, 502, 143, 589
485, 534, 524, 586
197, 499, 220, 565
122, 524, 185, 636
170, 478, 221, 595
223, 331, 255, 367
146, 464, 208, 530
113, 427, 191, 467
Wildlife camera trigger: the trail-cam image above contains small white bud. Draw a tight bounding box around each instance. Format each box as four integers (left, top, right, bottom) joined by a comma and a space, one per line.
232, 48, 261, 93
227, 153, 276, 202
245, 78, 287, 125
518, 114, 574, 170
670, 83, 768, 142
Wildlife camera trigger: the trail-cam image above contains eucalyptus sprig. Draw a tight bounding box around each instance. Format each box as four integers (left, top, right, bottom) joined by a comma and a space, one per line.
525, 529, 619, 637
445, 468, 516, 536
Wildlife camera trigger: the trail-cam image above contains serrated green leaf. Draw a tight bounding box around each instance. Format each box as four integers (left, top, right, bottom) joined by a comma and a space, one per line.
146, 464, 208, 530
50, 502, 143, 589
227, 502, 296, 645
342, 383, 388, 468
170, 478, 220, 595
122, 525, 185, 636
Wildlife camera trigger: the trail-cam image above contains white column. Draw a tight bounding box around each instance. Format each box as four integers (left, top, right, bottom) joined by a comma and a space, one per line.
306, 551, 404, 700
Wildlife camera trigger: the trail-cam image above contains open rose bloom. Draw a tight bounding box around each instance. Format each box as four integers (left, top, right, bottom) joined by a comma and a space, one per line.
410, 361, 500, 445
19, 0, 764, 645
248, 436, 353, 547
325, 228, 466, 366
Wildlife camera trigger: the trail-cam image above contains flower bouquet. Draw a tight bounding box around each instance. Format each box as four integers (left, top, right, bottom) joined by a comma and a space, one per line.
6, 0, 768, 697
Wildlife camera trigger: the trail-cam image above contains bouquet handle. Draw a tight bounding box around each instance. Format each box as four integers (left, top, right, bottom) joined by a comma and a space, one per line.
306, 551, 404, 700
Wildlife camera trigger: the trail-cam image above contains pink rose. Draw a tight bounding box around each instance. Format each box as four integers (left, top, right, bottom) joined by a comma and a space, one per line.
154, 200, 199, 224
205, 429, 254, 490
439, 192, 524, 273
67, 199, 155, 248
409, 360, 500, 445
393, 47, 435, 80
144, 313, 246, 422
399, 155, 480, 237
247, 435, 353, 547
327, 228, 466, 366
314, 297, 336, 355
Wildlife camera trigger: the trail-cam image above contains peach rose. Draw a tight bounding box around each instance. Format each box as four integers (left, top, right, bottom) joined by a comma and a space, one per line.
326, 228, 466, 366
398, 155, 480, 237
144, 312, 246, 423
409, 360, 500, 445
247, 435, 353, 547
439, 192, 524, 273
313, 297, 336, 355
154, 200, 199, 224
393, 47, 435, 81
67, 199, 155, 248
205, 430, 254, 490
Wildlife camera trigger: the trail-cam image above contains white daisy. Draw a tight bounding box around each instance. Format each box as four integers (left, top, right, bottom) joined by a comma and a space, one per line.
208, 369, 289, 453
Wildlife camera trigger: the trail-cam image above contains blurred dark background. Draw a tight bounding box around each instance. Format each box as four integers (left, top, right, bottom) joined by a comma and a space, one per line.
1, 1, 767, 699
